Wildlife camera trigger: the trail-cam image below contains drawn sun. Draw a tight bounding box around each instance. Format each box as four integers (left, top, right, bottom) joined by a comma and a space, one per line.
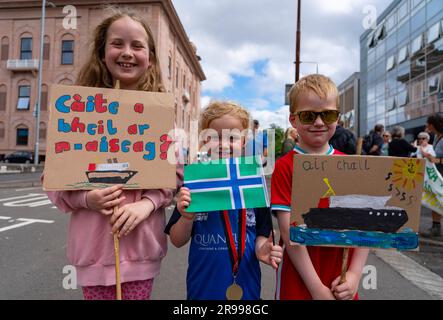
390, 159, 424, 191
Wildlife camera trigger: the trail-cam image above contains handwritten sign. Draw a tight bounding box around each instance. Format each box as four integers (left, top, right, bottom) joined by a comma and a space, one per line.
43, 85, 176, 191
290, 155, 425, 250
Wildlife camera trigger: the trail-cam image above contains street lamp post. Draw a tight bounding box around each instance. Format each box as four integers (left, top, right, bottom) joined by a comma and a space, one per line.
34, 0, 46, 165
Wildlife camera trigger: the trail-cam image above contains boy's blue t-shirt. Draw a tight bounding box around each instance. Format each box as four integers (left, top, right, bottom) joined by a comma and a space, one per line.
165, 207, 272, 300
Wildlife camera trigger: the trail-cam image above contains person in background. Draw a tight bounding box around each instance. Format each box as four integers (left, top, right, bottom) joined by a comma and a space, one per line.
281, 127, 298, 156
362, 124, 384, 155
412, 132, 435, 159
245, 120, 268, 164
381, 131, 391, 156
388, 126, 417, 158
419, 114, 443, 238
329, 120, 356, 155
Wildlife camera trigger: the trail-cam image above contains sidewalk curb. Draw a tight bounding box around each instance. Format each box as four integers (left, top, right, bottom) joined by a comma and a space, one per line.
419, 237, 443, 248
0, 180, 42, 189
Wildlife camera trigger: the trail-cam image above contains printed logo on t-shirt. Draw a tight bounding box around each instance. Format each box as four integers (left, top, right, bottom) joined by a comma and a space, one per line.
195, 212, 209, 221
246, 209, 256, 227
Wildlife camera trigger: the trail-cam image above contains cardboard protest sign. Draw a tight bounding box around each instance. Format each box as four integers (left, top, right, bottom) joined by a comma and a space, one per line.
184, 156, 269, 212
290, 155, 425, 250
43, 85, 176, 191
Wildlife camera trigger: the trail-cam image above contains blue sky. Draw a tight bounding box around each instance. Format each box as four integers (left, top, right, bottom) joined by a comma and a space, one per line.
172, 0, 391, 129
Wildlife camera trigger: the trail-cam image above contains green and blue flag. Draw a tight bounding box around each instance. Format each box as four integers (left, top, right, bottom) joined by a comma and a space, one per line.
184, 156, 269, 212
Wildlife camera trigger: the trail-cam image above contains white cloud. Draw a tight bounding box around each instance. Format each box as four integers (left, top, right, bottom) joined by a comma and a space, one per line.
172, 0, 390, 107
250, 106, 290, 131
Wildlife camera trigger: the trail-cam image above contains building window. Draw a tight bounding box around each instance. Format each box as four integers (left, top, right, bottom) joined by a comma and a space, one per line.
397, 90, 408, 107
398, 2, 408, 22
386, 96, 396, 111
176, 67, 179, 88
376, 25, 387, 41
43, 36, 50, 60
17, 85, 30, 110
386, 55, 395, 71
411, 0, 423, 9
16, 127, 29, 146
0, 85, 6, 111
1, 37, 9, 61
61, 40, 74, 65
428, 22, 441, 44
367, 33, 376, 48
168, 56, 172, 79
428, 75, 441, 94
411, 34, 423, 55
386, 13, 396, 31
398, 45, 409, 63
41, 85, 48, 111
183, 74, 186, 89
0, 122, 4, 140
20, 38, 32, 60
39, 122, 46, 141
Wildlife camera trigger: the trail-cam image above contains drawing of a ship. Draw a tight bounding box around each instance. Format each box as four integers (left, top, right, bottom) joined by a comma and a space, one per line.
302, 195, 409, 233
86, 158, 137, 184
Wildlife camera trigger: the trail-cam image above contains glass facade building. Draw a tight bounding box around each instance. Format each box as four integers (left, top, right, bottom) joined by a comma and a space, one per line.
360, 0, 443, 139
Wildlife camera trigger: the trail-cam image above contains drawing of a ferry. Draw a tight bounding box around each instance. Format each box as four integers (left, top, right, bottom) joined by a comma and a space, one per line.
302, 195, 408, 233
86, 160, 137, 184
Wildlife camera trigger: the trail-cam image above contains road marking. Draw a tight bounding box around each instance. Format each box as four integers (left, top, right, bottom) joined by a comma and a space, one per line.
374, 249, 443, 300
0, 193, 52, 207
0, 218, 54, 233
0, 216, 11, 220
15, 187, 41, 192
0, 193, 45, 202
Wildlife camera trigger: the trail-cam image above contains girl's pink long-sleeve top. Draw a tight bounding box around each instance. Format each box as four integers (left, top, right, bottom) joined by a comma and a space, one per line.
45, 165, 183, 287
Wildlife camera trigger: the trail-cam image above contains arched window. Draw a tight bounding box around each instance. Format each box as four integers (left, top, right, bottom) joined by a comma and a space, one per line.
39, 122, 46, 141
43, 36, 50, 60
41, 84, 48, 111
0, 122, 4, 140
61, 34, 74, 65
1, 37, 9, 61
16, 125, 29, 146
17, 81, 31, 110
20, 35, 32, 60
59, 78, 73, 85
0, 85, 6, 111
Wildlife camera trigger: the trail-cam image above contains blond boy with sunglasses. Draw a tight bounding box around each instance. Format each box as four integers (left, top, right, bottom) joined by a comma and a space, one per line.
271, 74, 369, 300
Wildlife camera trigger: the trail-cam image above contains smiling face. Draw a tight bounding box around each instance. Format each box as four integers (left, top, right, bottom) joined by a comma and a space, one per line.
205, 114, 246, 160
104, 16, 150, 90
289, 90, 339, 154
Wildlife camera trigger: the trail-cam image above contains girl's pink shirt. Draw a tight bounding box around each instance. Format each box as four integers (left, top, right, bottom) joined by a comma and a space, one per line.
45, 165, 183, 287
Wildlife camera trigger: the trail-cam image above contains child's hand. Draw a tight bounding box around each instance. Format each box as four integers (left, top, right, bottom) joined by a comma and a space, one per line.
110, 198, 155, 237
255, 234, 283, 269
177, 187, 192, 215
86, 185, 125, 215
330, 271, 360, 300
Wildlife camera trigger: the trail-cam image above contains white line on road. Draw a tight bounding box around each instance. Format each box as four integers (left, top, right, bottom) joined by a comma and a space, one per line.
374, 249, 443, 300
15, 187, 41, 192
0, 193, 45, 202
0, 218, 54, 233
0, 216, 11, 220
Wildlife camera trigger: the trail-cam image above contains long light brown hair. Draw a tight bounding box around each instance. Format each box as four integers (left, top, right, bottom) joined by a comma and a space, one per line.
76, 6, 164, 92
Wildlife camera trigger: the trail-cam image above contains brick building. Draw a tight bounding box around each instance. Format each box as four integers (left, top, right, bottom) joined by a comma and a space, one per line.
0, 0, 205, 161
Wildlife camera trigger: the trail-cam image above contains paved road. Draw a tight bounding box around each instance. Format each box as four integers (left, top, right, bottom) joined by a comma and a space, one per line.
0, 186, 442, 300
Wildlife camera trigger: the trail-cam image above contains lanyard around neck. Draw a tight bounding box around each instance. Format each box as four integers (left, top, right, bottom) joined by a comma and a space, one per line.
221, 209, 247, 276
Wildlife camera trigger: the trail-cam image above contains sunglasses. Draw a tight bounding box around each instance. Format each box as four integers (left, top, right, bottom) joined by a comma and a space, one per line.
295, 110, 340, 125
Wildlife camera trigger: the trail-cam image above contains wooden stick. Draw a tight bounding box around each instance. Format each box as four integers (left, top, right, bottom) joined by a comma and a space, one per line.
113, 228, 122, 300
339, 248, 349, 284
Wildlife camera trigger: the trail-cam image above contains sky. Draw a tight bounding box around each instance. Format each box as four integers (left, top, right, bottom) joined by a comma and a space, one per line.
172, 0, 392, 130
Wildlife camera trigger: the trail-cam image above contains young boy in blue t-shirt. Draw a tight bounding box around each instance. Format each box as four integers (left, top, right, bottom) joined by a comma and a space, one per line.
165, 101, 282, 300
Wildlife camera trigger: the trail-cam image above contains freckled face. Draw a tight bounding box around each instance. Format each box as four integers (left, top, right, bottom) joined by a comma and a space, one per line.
104, 16, 151, 90
205, 115, 246, 159
289, 90, 339, 152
